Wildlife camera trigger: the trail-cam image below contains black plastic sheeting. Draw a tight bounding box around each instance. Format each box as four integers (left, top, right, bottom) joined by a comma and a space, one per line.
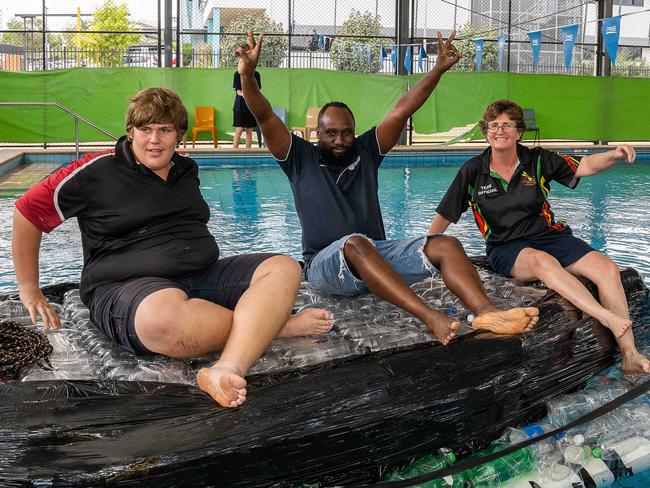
0, 266, 648, 487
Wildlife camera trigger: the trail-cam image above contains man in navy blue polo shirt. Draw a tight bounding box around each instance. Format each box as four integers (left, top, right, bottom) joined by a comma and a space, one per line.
236, 32, 540, 345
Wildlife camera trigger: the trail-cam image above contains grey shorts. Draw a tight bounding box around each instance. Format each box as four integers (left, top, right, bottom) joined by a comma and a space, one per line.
304, 234, 439, 297
88, 253, 279, 355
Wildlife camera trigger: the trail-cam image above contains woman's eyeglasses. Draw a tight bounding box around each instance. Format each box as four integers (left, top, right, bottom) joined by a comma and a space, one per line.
486, 122, 518, 133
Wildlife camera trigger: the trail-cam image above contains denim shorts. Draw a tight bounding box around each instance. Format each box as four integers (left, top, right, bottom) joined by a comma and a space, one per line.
89, 253, 278, 355
304, 234, 438, 297
486, 228, 594, 277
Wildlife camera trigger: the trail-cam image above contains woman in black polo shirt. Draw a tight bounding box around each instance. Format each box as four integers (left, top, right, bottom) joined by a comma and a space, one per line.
429, 99, 650, 374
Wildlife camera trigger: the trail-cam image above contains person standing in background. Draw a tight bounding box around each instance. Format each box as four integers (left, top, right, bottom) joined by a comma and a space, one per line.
232, 70, 261, 148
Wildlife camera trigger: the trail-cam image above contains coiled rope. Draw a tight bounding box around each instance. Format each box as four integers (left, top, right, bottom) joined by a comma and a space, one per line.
0, 320, 53, 377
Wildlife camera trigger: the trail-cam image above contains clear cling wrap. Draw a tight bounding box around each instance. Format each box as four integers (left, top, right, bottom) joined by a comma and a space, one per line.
0, 261, 647, 487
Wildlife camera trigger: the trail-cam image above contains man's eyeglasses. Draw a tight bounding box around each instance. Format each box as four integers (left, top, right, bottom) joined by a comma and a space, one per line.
486, 122, 518, 133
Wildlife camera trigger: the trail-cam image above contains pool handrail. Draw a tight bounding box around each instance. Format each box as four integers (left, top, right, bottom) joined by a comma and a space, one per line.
0, 102, 118, 160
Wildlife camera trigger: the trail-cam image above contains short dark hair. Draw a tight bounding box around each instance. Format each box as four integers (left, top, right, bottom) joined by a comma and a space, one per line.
318, 101, 356, 127
478, 99, 526, 136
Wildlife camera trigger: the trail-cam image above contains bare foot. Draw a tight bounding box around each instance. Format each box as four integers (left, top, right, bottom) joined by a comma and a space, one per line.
196, 366, 247, 408
423, 310, 461, 345
278, 308, 333, 338
600, 311, 632, 339
472, 307, 539, 335
621, 350, 650, 374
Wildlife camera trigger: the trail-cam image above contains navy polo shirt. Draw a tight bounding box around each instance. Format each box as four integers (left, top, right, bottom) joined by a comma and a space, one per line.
436, 144, 582, 244
277, 127, 386, 265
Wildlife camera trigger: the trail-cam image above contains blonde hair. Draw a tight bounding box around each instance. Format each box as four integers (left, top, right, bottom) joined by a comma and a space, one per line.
125, 87, 188, 142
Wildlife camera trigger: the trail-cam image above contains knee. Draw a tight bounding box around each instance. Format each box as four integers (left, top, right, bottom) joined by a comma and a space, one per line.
255, 255, 302, 283
135, 296, 187, 347
594, 257, 621, 284
520, 249, 560, 277
343, 235, 374, 258
425, 234, 464, 259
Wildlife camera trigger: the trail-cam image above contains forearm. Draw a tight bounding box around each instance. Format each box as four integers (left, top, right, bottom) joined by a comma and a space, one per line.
12, 208, 43, 290
576, 149, 626, 177
428, 212, 451, 235
240, 74, 273, 123
392, 67, 445, 123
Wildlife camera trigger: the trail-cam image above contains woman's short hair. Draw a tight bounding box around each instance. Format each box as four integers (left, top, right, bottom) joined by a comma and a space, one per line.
125, 87, 188, 142
478, 99, 526, 135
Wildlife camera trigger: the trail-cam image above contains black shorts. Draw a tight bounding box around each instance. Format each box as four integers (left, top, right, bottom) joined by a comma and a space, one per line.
486, 228, 595, 277
88, 253, 279, 355
233, 110, 258, 128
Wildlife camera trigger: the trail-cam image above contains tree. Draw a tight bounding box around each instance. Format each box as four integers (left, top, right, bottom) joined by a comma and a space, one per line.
219, 13, 287, 68
86, 0, 142, 66
454, 23, 499, 72
330, 10, 388, 74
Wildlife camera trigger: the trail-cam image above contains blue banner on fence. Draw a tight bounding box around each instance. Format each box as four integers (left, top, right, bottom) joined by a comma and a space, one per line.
602, 16, 621, 65
497, 33, 506, 70
404, 46, 412, 73
527, 31, 542, 70
473, 39, 484, 72
359, 43, 365, 63
418, 45, 428, 72
390, 48, 397, 72
381, 46, 388, 59
317, 35, 324, 50
561, 24, 579, 71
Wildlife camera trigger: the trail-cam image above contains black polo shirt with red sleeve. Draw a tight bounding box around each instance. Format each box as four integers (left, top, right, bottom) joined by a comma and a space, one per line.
15, 136, 220, 305
436, 144, 582, 244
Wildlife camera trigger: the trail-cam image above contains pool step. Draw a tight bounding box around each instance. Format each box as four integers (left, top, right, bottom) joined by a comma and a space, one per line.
0, 162, 60, 192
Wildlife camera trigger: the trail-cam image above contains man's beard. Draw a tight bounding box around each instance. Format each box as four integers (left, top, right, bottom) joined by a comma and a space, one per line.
318, 141, 358, 168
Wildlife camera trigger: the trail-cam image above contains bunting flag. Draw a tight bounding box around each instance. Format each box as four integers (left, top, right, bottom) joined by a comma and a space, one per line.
317, 35, 324, 50
381, 46, 388, 59
404, 46, 412, 73
418, 45, 428, 72
497, 33, 507, 70
527, 31, 542, 71
561, 24, 579, 71
602, 16, 621, 65
473, 39, 484, 72
390, 48, 397, 72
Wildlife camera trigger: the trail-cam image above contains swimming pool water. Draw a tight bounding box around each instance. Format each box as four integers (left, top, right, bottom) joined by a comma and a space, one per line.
3, 162, 649, 290
0, 160, 649, 487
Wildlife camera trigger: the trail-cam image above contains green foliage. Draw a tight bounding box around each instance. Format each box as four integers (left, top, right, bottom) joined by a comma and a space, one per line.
87, 0, 142, 66
330, 10, 388, 73
455, 23, 499, 72
182, 43, 193, 67
219, 13, 287, 68
194, 42, 214, 68
1, 18, 44, 51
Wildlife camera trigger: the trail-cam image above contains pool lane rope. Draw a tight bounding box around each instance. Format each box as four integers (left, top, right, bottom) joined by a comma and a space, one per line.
355, 376, 650, 488
0, 320, 53, 377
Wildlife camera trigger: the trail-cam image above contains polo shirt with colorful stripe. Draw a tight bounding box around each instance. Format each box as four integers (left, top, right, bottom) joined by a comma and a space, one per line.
436, 144, 581, 244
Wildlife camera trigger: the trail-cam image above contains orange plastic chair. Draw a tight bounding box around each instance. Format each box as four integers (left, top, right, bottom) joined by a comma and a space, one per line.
291, 107, 320, 140
190, 106, 218, 148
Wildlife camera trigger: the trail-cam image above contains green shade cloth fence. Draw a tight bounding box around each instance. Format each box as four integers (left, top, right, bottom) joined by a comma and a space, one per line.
0, 68, 648, 144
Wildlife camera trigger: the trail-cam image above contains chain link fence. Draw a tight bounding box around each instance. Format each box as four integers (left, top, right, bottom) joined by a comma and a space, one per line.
0, 1, 648, 77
